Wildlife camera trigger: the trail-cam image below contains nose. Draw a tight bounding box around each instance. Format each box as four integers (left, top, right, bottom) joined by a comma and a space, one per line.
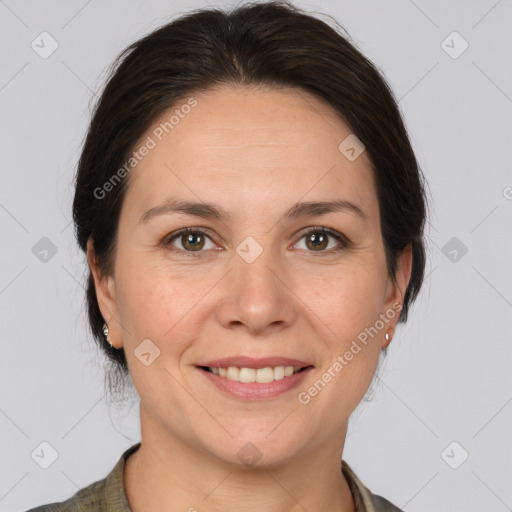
215, 243, 297, 336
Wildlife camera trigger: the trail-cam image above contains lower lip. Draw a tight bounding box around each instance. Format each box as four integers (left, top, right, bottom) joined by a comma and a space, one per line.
196, 366, 313, 400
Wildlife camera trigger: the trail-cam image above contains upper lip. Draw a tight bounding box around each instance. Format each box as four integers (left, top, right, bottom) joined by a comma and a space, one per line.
198, 356, 314, 369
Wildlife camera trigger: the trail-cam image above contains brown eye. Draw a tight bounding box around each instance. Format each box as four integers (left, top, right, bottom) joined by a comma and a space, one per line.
305, 231, 329, 251
294, 228, 348, 253
181, 232, 205, 251
165, 229, 215, 253
164, 226, 349, 256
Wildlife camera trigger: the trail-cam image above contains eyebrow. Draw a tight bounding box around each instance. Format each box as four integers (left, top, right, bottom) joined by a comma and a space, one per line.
138, 198, 367, 224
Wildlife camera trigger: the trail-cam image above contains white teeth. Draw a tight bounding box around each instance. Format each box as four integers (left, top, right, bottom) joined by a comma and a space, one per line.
208, 365, 305, 383
239, 367, 256, 382
256, 367, 274, 383
226, 366, 239, 381
274, 366, 285, 380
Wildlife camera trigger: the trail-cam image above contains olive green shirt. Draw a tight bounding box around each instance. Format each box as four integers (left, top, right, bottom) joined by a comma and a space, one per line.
27, 442, 403, 511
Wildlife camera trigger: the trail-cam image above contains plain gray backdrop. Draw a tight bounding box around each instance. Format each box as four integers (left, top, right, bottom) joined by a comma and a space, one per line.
1, 1, 511, 511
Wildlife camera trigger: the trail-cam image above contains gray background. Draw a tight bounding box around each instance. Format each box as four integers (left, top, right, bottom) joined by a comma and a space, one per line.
1, 0, 511, 511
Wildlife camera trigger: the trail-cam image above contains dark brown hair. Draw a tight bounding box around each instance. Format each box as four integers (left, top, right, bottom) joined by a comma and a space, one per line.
72, 1, 429, 400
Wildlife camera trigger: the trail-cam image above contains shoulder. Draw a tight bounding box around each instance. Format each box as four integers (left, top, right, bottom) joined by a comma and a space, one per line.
367, 492, 404, 512
341, 459, 404, 512
25, 478, 106, 511
25, 442, 141, 512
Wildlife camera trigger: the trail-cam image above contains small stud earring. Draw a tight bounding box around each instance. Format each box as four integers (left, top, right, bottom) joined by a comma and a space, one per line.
103, 322, 113, 348
384, 331, 392, 348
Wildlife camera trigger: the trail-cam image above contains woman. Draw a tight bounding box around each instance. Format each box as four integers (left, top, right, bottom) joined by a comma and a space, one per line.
29, 1, 427, 510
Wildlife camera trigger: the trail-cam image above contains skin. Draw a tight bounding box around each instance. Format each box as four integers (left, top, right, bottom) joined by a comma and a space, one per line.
88, 84, 412, 512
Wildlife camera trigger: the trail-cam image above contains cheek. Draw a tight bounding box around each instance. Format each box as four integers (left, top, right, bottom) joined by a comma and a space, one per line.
308, 271, 383, 409
300, 260, 385, 390
300, 259, 385, 332
116, 261, 209, 352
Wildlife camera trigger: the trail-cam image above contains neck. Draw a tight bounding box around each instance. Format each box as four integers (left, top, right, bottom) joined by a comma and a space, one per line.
124, 405, 355, 512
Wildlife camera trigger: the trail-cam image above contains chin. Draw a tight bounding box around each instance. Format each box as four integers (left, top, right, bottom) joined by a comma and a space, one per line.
204, 432, 303, 470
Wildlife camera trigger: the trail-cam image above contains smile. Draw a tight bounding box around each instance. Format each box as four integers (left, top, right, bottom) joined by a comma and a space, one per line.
196, 365, 314, 400
199, 365, 309, 383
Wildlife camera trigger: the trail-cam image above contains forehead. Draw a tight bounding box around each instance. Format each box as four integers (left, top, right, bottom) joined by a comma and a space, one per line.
121, 85, 377, 223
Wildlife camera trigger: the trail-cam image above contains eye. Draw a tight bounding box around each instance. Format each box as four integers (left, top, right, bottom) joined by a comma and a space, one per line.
163, 226, 350, 256
293, 227, 349, 253
164, 228, 216, 254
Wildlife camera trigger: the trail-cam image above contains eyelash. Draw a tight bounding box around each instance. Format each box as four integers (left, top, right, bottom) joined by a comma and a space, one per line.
162, 226, 351, 257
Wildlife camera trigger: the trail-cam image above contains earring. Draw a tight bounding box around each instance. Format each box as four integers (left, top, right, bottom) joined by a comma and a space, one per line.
384, 331, 392, 348
103, 322, 114, 349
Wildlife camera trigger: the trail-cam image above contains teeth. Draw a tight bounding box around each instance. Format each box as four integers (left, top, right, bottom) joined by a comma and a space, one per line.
227, 366, 239, 381
239, 367, 255, 382
208, 365, 305, 383
274, 366, 285, 380
255, 367, 274, 383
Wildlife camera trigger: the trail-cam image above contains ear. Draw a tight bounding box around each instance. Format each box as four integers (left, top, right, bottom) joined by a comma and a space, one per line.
382, 243, 413, 346
87, 238, 121, 348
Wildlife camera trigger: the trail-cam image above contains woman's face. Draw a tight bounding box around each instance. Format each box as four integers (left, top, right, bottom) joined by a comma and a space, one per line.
89, 85, 411, 466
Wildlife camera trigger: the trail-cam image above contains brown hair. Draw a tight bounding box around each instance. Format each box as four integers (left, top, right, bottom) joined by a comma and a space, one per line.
72, 1, 429, 401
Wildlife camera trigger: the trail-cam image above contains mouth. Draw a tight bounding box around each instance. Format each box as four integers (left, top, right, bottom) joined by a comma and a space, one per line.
196, 363, 314, 400
196, 364, 313, 383
194, 356, 314, 399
